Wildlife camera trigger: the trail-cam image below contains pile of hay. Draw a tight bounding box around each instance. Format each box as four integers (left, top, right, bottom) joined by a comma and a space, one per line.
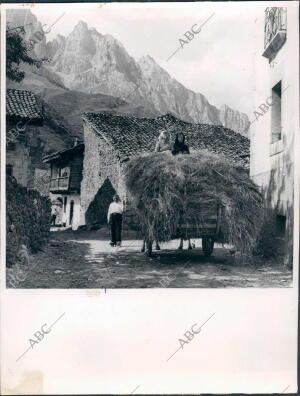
124, 151, 263, 255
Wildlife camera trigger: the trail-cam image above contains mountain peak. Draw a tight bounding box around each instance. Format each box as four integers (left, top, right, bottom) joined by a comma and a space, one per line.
138, 55, 166, 73
56, 34, 66, 41
73, 20, 89, 32
138, 55, 162, 69
219, 104, 250, 136
45, 18, 250, 136
103, 33, 120, 44
139, 55, 156, 63
90, 27, 100, 34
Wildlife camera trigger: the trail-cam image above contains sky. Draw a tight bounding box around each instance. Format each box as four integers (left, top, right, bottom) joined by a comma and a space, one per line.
6, 2, 276, 117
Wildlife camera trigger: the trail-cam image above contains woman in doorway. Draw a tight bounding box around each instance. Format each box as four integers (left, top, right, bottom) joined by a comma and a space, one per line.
107, 194, 124, 247
51, 199, 63, 227
51, 205, 59, 226
172, 132, 190, 155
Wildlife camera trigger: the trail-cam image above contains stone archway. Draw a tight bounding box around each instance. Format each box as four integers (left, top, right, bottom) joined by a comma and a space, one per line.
85, 178, 116, 227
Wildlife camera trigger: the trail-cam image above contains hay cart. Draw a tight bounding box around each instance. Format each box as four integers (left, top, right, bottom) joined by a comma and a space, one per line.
173, 203, 222, 257
125, 151, 262, 259
138, 202, 223, 257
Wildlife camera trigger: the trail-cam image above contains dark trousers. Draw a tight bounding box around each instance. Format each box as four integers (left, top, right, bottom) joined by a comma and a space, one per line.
51, 214, 56, 226
111, 213, 122, 243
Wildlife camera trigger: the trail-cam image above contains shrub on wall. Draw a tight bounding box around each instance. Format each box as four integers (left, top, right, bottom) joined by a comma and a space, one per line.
6, 175, 51, 267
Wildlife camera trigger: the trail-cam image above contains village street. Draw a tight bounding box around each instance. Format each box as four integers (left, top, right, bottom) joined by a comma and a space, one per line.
7, 228, 292, 289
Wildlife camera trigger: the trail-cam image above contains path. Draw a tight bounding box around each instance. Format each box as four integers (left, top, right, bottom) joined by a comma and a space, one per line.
7, 228, 293, 288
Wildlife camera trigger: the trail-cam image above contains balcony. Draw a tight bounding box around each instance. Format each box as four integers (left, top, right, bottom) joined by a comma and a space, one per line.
262, 7, 287, 61
50, 176, 70, 192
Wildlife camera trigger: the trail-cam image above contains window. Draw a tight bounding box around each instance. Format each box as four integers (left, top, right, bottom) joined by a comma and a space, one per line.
264, 8, 287, 49
51, 164, 70, 179
51, 165, 59, 179
6, 164, 13, 176
271, 81, 282, 143
60, 166, 70, 178
262, 8, 287, 61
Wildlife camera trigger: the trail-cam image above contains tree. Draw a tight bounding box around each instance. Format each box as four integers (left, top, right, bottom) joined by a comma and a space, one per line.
6, 25, 43, 82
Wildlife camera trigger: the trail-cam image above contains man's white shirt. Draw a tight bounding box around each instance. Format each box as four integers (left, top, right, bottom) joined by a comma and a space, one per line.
107, 202, 124, 222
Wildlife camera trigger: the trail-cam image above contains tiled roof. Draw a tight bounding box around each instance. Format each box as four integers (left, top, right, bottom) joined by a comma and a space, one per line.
43, 143, 84, 163
6, 89, 42, 120
82, 113, 250, 167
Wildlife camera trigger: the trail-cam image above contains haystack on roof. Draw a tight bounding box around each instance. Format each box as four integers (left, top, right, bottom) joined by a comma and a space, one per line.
6, 89, 42, 120
82, 113, 250, 167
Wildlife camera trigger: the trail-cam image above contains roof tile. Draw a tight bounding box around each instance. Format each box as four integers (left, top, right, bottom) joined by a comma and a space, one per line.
82, 113, 250, 166
6, 89, 42, 120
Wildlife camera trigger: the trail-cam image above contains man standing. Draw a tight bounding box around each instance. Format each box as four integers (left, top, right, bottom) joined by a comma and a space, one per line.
107, 194, 124, 246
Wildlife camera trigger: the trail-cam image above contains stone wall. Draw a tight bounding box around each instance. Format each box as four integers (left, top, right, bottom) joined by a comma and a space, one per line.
252, 162, 294, 266
80, 121, 126, 226
6, 175, 51, 267
6, 141, 31, 188
33, 168, 50, 196
6, 120, 50, 190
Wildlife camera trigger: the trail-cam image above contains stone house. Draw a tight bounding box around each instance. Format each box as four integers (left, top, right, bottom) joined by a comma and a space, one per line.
251, 5, 298, 265
80, 112, 250, 228
6, 89, 43, 188
43, 143, 84, 230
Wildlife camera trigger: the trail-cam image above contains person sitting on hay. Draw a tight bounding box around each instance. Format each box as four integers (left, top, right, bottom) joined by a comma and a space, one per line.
107, 194, 124, 247
172, 132, 190, 155
154, 130, 172, 152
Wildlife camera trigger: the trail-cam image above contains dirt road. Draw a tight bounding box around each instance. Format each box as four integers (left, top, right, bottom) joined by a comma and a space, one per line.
7, 228, 293, 289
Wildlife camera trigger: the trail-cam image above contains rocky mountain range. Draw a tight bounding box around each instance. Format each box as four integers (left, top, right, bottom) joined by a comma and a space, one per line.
7, 10, 250, 136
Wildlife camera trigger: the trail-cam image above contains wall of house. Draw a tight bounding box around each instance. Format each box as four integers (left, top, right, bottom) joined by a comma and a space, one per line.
50, 192, 81, 230
6, 142, 31, 187
6, 120, 49, 189
62, 193, 81, 230
250, 4, 299, 265
69, 154, 83, 192
80, 121, 126, 226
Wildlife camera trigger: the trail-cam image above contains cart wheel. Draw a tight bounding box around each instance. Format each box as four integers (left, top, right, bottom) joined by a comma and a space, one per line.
202, 237, 214, 257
